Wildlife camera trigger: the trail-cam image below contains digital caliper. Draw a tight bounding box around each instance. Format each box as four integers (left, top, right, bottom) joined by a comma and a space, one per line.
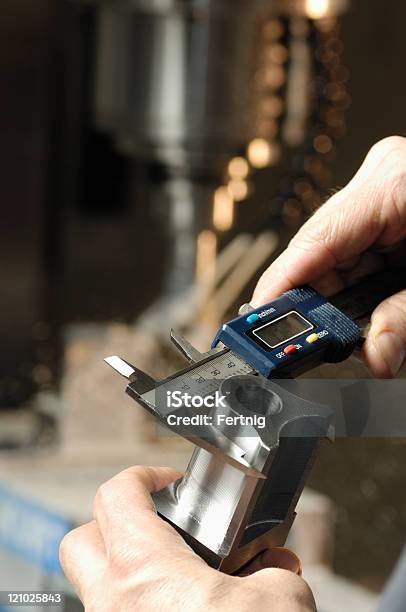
106, 267, 404, 574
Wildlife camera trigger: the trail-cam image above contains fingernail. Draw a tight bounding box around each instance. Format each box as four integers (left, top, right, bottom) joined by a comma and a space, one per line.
261, 548, 302, 576
373, 332, 405, 377
238, 303, 254, 315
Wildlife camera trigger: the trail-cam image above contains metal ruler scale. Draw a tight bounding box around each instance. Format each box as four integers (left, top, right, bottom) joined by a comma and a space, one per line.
140, 350, 254, 416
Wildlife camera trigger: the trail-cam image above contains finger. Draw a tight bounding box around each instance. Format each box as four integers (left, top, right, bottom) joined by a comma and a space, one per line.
59, 520, 107, 602
308, 269, 346, 297
93, 466, 180, 546
251, 186, 381, 306
95, 465, 180, 518
362, 289, 406, 377
252, 136, 406, 306
93, 466, 207, 568
238, 548, 301, 577
243, 568, 316, 612
298, 252, 384, 299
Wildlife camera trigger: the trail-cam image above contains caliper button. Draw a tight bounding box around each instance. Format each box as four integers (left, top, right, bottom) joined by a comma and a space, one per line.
246, 313, 260, 324
306, 333, 319, 344
284, 344, 297, 355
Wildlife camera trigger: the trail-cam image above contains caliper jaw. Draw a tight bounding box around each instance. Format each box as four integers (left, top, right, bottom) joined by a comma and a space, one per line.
169, 329, 225, 364
104, 355, 156, 394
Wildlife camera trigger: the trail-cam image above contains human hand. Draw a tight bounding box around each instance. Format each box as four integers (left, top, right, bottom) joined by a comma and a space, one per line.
60, 466, 315, 612
252, 136, 406, 378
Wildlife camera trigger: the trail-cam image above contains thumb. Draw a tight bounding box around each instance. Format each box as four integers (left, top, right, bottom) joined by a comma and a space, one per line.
363, 289, 406, 378
243, 569, 316, 612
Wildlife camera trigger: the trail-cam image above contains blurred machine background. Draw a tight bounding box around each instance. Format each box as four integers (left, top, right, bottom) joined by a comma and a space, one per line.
1, 0, 406, 609
2, 0, 353, 407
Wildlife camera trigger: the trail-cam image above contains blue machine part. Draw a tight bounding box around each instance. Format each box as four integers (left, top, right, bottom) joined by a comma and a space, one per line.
212, 286, 360, 379
0, 485, 72, 576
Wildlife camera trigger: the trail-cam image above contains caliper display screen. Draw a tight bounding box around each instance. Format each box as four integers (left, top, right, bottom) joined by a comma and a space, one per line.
252, 311, 313, 349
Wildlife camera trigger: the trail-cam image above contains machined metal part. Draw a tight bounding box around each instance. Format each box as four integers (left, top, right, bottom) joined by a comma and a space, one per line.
105, 331, 333, 573
152, 375, 332, 572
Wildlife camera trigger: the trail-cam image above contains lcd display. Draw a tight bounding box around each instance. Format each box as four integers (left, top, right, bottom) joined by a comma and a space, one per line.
252, 311, 313, 349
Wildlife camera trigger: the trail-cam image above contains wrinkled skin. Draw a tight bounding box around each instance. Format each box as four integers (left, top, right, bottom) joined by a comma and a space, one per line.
60, 466, 315, 612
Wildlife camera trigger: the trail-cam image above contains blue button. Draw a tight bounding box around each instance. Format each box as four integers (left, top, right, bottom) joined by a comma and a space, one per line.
246, 313, 260, 324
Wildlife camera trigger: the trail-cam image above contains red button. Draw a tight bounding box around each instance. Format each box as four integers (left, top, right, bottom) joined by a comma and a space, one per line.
284, 344, 297, 355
